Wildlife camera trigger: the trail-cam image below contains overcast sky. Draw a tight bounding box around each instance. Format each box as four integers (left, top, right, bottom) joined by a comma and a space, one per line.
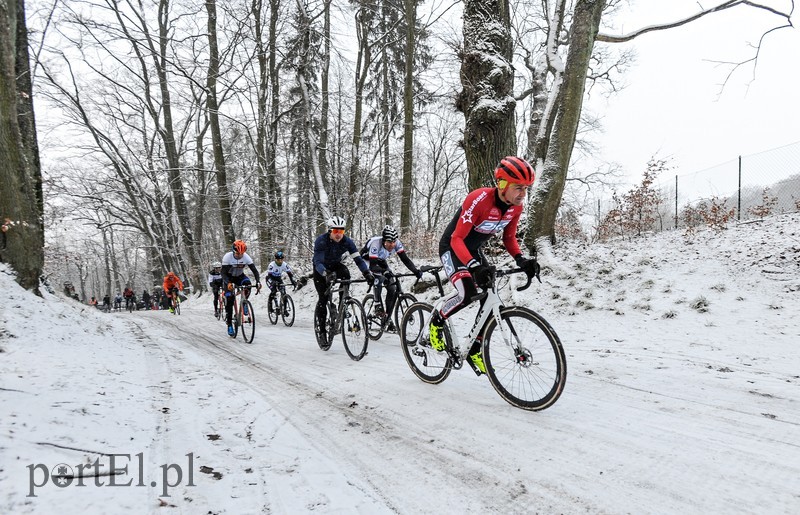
586, 0, 800, 186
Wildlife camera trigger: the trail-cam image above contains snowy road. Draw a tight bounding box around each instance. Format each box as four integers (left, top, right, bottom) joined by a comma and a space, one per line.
4, 214, 800, 513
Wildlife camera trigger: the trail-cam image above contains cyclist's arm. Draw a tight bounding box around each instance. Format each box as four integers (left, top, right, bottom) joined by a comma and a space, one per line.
449, 189, 486, 267
345, 238, 369, 273
397, 248, 419, 275
502, 211, 523, 259
312, 235, 328, 275
247, 263, 260, 283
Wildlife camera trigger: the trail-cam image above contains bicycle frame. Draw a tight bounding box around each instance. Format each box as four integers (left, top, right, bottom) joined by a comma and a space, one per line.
430, 268, 532, 359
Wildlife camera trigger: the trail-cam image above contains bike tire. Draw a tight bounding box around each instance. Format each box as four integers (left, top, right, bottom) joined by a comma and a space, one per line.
393, 293, 416, 332
341, 298, 368, 361
400, 303, 452, 384
240, 299, 255, 343
482, 306, 567, 411
314, 302, 336, 351
281, 295, 295, 327
361, 295, 384, 341
267, 296, 279, 325
175, 299, 180, 316
233, 309, 241, 338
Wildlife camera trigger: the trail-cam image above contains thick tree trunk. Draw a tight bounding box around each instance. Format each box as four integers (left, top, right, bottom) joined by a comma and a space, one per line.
0, 0, 43, 291
527, 0, 605, 250
399, 0, 415, 230
206, 0, 234, 245
457, 0, 516, 190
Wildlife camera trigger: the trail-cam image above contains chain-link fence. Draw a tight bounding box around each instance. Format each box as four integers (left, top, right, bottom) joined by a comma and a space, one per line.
588, 141, 800, 238
658, 141, 800, 228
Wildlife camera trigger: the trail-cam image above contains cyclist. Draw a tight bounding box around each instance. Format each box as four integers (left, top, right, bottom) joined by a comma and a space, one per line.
266, 250, 297, 315
123, 286, 135, 310
362, 225, 422, 332
221, 240, 261, 337
113, 292, 123, 311
312, 216, 374, 338
429, 156, 541, 374
208, 261, 223, 317
141, 289, 151, 310
162, 272, 185, 313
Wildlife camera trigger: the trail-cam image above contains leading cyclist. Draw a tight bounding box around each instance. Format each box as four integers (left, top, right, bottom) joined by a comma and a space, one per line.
222, 240, 261, 337
429, 156, 541, 374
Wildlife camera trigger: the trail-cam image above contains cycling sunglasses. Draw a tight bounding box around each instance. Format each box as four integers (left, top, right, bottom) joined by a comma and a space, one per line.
330, 228, 345, 235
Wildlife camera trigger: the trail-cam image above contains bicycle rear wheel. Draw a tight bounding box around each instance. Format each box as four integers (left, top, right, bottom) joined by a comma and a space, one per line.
240, 299, 255, 343
314, 302, 336, 351
362, 295, 384, 341
483, 307, 567, 411
400, 303, 452, 384
267, 295, 279, 325
281, 294, 295, 327
341, 298, 368, 361
393, 293, 416, 332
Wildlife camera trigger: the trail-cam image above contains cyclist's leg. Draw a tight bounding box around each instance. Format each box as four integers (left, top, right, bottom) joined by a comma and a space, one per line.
438, 250, 479, 321
225, 279, 240, 327
372, 272, 385, 312
384, 276, 399, 317
331, 263, 350, 306
312, 271, 328, 328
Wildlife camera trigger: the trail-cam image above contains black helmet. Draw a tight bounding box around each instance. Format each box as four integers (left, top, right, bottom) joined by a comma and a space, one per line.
274, 250, 284, 260
382, 225, 398, 242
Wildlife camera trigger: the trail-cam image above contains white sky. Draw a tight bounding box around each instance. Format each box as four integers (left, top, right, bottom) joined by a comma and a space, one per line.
2, 211, 799, 512
588, 0, 800, 183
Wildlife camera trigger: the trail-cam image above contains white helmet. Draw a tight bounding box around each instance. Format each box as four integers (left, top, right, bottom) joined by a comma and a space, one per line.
212, 261, 222, 269
327, 216, 346, 230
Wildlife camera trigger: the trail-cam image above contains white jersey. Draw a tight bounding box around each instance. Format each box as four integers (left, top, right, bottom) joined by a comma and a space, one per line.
222, 251, 254, 277
267, 261, 293, 278
208, 271, 222, 284
365, 236, 406, 262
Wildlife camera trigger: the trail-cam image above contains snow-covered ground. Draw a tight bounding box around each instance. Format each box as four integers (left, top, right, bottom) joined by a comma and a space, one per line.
2, 214, 799, 514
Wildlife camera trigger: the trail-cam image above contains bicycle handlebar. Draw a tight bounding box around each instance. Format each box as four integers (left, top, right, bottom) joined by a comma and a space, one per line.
496, 267, 539, 291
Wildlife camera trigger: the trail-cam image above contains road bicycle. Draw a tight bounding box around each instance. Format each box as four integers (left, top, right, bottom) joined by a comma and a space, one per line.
400, 267, 567, 411
266, 279, 295, 327
127, 296, 137, 313
229, 284, 258, 343
313, 275, 369, 361
363, 265, 444, 341
169, 288, 181, 315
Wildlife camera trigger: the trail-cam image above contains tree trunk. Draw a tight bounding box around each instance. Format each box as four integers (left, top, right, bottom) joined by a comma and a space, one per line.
206, 0, 234, 244
527, 0, 605, 250
252, 0, 271, 265
399, 0, 416, 230
457, 0, 516, 190
0, 0, 43, 291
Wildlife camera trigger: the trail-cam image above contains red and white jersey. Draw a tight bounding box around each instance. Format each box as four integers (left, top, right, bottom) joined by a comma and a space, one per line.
438, 187, 522, 265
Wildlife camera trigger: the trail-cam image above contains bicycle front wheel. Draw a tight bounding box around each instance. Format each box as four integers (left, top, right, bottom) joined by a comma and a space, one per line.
393, 293, 417, 332
400, 303, 452, 384
483, 307, 567, 411
281, 295, 295, 327
341, 298, 368, 361
314, 302, 336, 351
175, 299, 180, 315
240, 299, 255, 343
267, 296, 279, 325
362, 295, 384, 341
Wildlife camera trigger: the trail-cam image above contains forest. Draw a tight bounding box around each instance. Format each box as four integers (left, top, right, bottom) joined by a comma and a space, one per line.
1, 0, 793, 296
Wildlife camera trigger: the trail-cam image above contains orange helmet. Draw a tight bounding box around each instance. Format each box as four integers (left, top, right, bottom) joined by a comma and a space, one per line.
494, 156, 535, 186
232, 240, 247, 254
167, 271, 176, 278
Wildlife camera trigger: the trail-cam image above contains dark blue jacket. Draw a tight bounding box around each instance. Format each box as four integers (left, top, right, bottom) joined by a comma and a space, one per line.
313, 232, 369, 275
